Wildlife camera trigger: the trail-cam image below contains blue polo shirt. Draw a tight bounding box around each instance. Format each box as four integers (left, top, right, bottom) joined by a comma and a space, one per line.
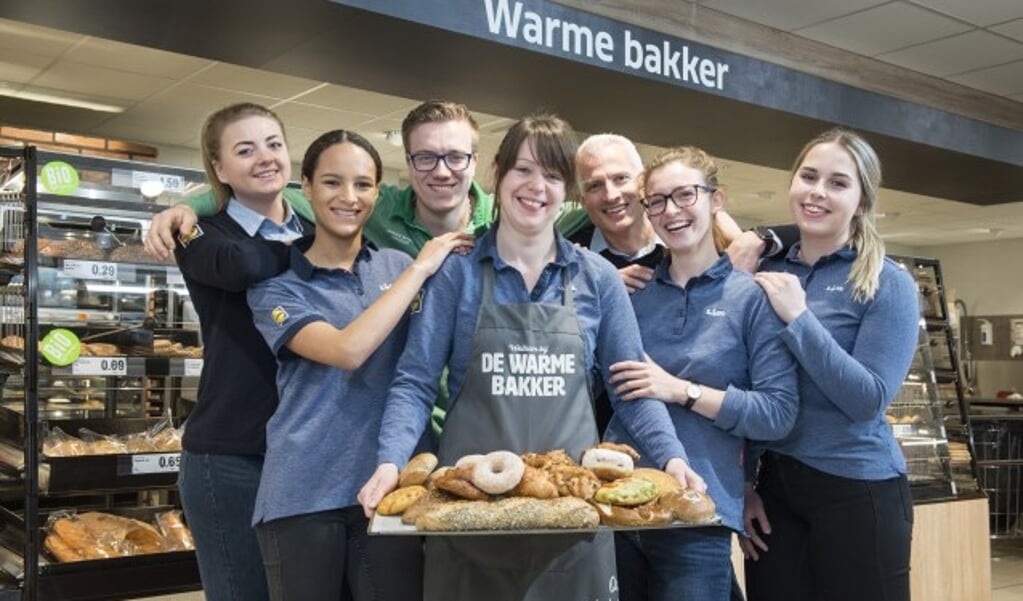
605, 254, 798, 532
377, 226, 687, 470
756, 245, 919, 480
247, 238, 414, 524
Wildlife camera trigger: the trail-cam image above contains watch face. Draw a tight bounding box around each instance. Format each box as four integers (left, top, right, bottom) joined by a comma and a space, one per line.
687, 383, 702, 400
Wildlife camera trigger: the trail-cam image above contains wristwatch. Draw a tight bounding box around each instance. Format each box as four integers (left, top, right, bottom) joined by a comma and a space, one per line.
752, 226, 781, 258
683, 382, 702, 410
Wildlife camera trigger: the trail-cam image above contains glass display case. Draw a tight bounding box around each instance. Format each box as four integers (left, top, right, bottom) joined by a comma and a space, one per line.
0, 146, 204, 600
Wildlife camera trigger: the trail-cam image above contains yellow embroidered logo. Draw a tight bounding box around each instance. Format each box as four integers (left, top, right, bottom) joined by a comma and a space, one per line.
178, 225, 204, 247
271, 306, 289, 325
410, 290, 424, 314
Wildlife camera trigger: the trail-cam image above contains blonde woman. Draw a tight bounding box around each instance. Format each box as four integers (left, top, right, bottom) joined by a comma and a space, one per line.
743, 129, 919, 601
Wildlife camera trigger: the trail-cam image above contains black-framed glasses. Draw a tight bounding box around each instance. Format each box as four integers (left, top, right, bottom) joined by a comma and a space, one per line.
407, 152, 474, 172
642, 184, 716, 216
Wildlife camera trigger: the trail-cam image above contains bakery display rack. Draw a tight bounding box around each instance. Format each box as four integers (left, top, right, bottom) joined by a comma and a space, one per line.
0, 146, 206, 600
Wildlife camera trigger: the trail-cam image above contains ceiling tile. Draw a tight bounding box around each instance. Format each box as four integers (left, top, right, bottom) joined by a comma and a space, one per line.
908, 0, 1023, 27
65, 38, 214, 79
271, 102, 377, 133
33, 61, 175, 103
0, 51, 54, 85
0, 18, 81, 58
293, 85, 418, 116
877, 30, 1023, 76
991, 18, 1023, 42
187, 63, 322, 101
699, 0, 887, 31
951, 59, 1023, 96
795, 3, 971, 56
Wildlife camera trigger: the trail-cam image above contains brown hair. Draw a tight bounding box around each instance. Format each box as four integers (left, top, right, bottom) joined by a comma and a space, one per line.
200, 103, 287, 211
492, 113, 580, 217
791, 128, 884, 302
400, 100, 479, 152
641, 146, 727, 252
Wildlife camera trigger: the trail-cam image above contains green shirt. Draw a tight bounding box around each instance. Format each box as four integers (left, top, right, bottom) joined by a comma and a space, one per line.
362, 181, 494, 254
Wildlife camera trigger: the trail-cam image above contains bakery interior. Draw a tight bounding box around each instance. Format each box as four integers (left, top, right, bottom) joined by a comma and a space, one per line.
0, 0, 1023, 599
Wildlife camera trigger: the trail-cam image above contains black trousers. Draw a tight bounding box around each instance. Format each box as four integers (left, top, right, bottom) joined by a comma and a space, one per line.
255, 506, 423, 601
744, 453, 913, 601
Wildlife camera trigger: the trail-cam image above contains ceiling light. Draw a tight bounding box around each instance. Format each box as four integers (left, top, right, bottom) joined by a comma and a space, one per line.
0, 82, 124, 113
384, 129, 403, 147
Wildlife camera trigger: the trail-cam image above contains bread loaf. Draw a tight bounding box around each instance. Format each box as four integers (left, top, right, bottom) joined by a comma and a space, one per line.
416, 496, 599, 532
398, 452, 438, 488
377, 485, 428, 516
156, 511, 195, 551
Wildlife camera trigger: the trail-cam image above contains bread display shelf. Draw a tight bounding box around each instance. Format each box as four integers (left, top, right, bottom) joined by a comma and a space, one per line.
369, 512, 721, 536
48, 357, 202, 378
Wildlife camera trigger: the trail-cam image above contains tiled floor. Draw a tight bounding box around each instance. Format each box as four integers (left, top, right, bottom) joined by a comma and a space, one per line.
139, 539, 1023, 601
993, 540, 1023, 601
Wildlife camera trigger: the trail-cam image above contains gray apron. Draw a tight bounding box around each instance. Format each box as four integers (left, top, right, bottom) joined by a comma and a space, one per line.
424, 261, 618, 601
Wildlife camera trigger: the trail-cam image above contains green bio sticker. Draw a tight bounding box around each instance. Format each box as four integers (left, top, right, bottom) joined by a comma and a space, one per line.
40, 329, 80, 366
39, 161, 80, 195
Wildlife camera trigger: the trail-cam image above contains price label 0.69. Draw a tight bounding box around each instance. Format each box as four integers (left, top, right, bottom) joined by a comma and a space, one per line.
62, 259, 118, 281
131, 453, 182, 475
72, 356, 128, 376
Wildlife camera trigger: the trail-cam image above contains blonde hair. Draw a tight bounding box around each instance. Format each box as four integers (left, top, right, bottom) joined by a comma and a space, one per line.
791, 129, 884, 302
641, 146, 728, 252
200, 103, 287, 211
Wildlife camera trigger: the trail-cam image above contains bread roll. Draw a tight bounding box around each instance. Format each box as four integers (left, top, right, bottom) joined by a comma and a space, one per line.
593, 477, 659, 507
433, 467, 490, 501
508, 465, 559, 499
45, 533, 86, 562
156, 510, 195, 551
377, 485, 428, 516
416, 497, 599, 532
398, 452, 438, 487
592, 500, 674, 527
632, 468, 683, 496
401, 489, 459, 525
657, 489, 716, 523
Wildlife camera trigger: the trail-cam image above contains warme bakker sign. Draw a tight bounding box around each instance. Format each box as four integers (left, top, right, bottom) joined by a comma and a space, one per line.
330, 0, 1022, 167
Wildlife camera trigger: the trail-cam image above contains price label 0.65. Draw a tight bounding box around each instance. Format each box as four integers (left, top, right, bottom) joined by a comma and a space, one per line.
131, 453, 182, 475
62, 259, 118, 281
72, 356, 128, 376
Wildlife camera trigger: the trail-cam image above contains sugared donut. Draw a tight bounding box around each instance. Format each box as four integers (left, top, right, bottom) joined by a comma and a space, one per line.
455, 454, 486, 470
581, 447, 634, 481
471, 450, 525, 495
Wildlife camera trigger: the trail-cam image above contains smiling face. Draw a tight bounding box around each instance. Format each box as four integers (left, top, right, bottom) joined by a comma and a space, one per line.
405, 119, 477, 218
212, 115, 291, 204
578, 142, 645, 238
789, 141, 863, 247
303, 142, 379, 242
644, 160, 720, 256
496, 140, 567, 237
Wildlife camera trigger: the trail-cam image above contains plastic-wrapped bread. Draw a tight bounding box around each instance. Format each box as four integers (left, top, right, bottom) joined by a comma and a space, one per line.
156, 510, 194, 551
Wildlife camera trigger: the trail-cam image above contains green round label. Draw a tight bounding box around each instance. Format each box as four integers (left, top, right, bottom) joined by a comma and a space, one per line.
40, 329, 81, 366
39, 161, 80, 195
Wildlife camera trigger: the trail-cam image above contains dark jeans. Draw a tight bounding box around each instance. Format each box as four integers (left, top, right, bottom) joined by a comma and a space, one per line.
744, 453, 913, 601
256, 506, 423, 601
178, 451, 269, 601
616, 527, 740, 601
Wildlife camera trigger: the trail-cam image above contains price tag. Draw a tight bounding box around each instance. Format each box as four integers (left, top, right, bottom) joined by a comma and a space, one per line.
184, 358, 203, 377
131, 171, 185, 195
131, 453, 181, 474
892, 424, 914, 438
72, 356, 128, 376
166, 270, 185, 286
62, 259, 118, 281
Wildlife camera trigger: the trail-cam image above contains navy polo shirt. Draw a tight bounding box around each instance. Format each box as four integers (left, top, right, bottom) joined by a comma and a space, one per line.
247, 238, 413, 524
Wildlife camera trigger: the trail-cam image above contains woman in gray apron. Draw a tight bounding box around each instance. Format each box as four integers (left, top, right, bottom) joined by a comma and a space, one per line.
361, 114, 698, 601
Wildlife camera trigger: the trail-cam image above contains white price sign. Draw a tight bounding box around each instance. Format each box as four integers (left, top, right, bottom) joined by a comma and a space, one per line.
891, 424, 914, 438
184, 358, 203, 377
62, 259, 118, 281
72, 356, 128, 376
131, 453, 181, 474
132, 171, 185, 195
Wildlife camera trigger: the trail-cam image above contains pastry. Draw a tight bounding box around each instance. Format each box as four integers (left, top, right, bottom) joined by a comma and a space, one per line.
631, 468, 683, 496
656, 489, 716, 523
581, 447, 634, 480
470, 451, 525, 495
593, 476, 659, 507
398, 452, 438, 488
377, 485, 428, 516
508, 464, 559, 499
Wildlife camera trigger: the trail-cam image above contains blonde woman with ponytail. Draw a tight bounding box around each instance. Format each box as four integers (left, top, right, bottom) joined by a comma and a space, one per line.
742, 129, 919, 601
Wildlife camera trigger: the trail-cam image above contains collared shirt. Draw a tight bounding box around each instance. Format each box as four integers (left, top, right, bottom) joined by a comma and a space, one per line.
605, 254, 798, 532
363, 182, 495, 256
227, 197, 305, 242
589, 226, 662, 263
247, 238, 414, 523
377, 226, 687, 470
756, 244, 920, 480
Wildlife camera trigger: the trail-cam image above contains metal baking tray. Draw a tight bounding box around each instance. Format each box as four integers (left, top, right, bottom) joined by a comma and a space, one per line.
369, 512, 721, 536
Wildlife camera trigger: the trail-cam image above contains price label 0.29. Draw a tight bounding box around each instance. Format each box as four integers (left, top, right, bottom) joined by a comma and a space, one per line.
72, 356, 128, 376
131, 453, 182, 475
62, 259, 118, 281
